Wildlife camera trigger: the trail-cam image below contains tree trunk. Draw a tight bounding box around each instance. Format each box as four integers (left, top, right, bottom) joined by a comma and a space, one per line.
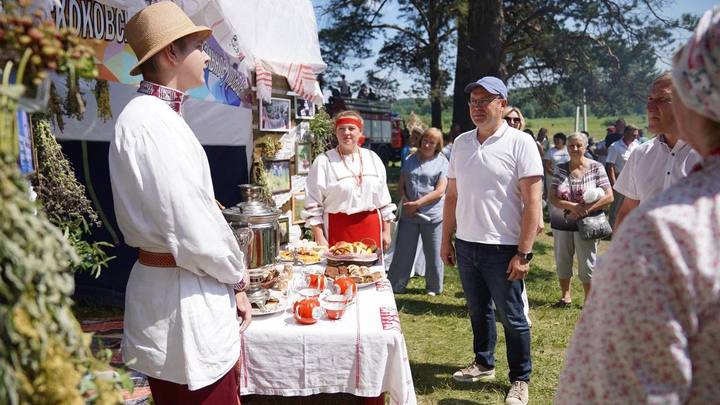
452, 0, 503, 132
429, 43, 443, 129
428, 0, 443, 130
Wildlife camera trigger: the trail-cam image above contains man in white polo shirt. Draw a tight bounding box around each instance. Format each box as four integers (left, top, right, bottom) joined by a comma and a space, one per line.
613, 72, 701, 229
440, 77, 543, 405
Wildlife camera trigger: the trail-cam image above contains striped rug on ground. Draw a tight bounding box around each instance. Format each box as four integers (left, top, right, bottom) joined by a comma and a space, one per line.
80, 317, 151, 404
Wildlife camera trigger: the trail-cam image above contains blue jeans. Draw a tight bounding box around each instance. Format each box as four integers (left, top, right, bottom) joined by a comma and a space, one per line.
455, 239, 532, 382
388, 220, 443, 294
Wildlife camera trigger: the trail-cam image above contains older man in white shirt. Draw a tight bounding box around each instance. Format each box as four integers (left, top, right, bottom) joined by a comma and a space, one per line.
613, 72, 701, 229
109, 3, 250, 403
605, 125, 640, 226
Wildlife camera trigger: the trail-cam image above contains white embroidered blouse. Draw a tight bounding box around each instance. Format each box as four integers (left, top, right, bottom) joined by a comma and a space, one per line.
302, 148, 396, 227
109, 92, 245, 390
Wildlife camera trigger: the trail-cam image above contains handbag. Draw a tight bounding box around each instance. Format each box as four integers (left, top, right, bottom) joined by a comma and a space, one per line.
549, 206, 578, 231
577, 211, 612, 240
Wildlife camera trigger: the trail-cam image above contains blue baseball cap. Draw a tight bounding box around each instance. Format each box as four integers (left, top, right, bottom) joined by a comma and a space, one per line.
464, 76, 508, 99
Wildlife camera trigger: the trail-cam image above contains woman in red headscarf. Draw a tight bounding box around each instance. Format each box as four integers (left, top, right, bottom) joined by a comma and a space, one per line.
303, 110, 396, 252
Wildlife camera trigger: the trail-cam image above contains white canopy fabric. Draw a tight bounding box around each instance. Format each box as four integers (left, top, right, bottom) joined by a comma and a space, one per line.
214, 0, 325, 71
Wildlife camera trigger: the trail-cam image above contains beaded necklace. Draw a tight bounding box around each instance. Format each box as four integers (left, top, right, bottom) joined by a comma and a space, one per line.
337, 145, 363, 185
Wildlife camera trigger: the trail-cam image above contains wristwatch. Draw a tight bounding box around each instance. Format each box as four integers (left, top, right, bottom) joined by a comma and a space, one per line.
516, 251, 534, 262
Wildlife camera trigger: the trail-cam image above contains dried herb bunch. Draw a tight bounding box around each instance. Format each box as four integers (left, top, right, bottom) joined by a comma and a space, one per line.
32, 115, 98, 226
259, 136, 281, 159
94, 79, 112, 122
308, 106, 332, 160
32, 115, 113, 278
250, 157, 275, 206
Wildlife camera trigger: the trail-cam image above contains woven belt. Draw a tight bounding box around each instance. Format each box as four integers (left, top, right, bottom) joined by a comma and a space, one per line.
138, 249, 177, 267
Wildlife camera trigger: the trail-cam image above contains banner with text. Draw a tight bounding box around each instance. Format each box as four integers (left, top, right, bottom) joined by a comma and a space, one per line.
50, 0, 253, 108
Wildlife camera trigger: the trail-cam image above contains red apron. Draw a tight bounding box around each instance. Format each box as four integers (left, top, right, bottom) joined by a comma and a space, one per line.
327, 210, 382, 248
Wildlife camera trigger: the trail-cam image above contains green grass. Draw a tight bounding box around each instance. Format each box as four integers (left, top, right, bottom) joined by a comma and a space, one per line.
525, 114, 647, 139
398, 230, 602, 405
397, 106, 649, 140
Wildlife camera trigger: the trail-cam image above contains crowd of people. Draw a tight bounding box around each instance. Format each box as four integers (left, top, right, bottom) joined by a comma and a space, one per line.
109, 1, 720, 404
371, 7, 718, 404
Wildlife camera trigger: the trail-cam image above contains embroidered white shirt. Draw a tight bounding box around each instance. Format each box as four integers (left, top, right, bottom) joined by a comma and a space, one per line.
302, 148, 396, 227
109, 95, 245, 390
613, 135, 701, 201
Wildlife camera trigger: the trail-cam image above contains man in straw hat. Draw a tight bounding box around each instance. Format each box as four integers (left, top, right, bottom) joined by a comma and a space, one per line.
108, 2, 250, 403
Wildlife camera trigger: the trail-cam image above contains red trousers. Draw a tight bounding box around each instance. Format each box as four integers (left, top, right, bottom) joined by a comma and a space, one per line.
148, 368, 240, 405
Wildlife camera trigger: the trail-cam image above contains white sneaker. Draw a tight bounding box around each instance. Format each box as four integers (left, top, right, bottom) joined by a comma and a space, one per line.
427, 292, 436, 296
452, 361, 495, 382
505, 381, 529, 405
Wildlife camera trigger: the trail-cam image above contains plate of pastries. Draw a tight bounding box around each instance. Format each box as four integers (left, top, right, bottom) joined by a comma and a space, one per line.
325, 264, 385, 287
324, 240, 379, 265
279, 240, 325, 265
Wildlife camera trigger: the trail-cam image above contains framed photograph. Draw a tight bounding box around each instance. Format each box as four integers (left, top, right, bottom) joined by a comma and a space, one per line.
277, 216, 290, 245
291, 192, 306, 224
295, 121, 311, 142
264, 159, 292, 194
295, 143, 312, 175
260, 97, 291, 131
294, 97, 315, 119
17, 111, 36, 175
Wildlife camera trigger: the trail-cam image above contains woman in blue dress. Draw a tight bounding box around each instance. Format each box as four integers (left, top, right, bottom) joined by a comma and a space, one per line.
389, 128, 449, 295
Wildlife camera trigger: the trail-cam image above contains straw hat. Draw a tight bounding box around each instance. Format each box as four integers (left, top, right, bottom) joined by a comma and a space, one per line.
126, 2, 212, 76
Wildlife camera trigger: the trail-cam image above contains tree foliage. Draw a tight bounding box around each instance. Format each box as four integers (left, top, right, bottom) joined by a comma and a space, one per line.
452, 0, 696, 130
317, 0, 459, 128
317, 0, 696, 130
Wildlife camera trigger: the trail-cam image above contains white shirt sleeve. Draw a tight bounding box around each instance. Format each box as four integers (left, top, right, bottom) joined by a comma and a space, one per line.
517, 136, 545, 179
606, 143, 619, 166
447, 140, 457, 179
543, 147, 553, 161
111, 124, 245, 285
302, 154, 328, 227
613, 150, 639, 199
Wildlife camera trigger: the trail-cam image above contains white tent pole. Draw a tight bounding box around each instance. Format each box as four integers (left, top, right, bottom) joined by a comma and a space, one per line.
583, 88, 588, 132
575, 106, 580, 132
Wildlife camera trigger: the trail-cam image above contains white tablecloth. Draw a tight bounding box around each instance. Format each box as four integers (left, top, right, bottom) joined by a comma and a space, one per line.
238, 264, 417, 405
